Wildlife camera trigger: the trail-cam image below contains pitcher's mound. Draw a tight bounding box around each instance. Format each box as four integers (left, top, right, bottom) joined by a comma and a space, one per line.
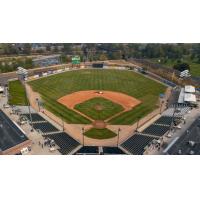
92, 120, 107, 129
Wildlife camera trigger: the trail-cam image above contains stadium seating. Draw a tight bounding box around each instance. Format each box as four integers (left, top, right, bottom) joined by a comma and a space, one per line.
75, 146, 99, 154
102, 147, 126, 154
153, 116, 174, 126
46, 132, 80, 155
22, 113, 46, 122
142, 124, 170, 137
121, 134, 156, 155
33, 122, 59, 133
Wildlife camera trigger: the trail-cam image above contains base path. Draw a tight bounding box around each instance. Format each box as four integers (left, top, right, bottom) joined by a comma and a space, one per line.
58, 90, 141, 112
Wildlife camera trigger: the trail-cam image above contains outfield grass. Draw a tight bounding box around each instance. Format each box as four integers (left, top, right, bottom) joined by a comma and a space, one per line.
74, 97, 124, 120
29, 69, 166, 125
8, 80, 28, 106
84, 128, 117, 139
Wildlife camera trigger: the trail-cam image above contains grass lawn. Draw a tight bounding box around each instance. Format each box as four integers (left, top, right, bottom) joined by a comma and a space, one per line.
28, 69, 166, 125
84, 128, 117, 139
74, 97, 124, 120
8, 80, 28, 106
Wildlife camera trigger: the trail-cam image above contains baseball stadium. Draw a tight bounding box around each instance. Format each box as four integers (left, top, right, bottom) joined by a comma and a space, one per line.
20, 66, 167, 154
1, 60, 199, 155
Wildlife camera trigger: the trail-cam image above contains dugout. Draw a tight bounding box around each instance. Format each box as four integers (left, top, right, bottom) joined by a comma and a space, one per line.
92, 63, 104, 68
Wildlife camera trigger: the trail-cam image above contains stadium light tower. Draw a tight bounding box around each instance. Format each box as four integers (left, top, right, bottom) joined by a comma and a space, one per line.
17, 67, 33, 132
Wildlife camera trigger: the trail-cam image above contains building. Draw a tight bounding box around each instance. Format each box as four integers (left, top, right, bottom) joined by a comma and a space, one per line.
16, 67, 28, 81
0, 109, 31, 155
33, 55, 61, 67
184, 85, 195, 93
178, 85, 197, 105
167, 117, 200, 155
31, 43, 47, 52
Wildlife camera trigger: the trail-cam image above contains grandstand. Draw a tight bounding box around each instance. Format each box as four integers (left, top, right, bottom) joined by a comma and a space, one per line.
21, 112, 81, 154
121, 134, 157, 155
120, 114, 183, 154
75, 146, 99, 155
45, 132, 80, 155
102, 147, 126, 155
21, 113, 46, 122
32, 122, 59, 134
74, 146, 126, 155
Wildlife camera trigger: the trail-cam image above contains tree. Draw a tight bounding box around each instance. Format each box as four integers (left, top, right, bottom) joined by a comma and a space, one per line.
173, 62, 190, 72
23, 43, 31, 54
99, 54, 108, 61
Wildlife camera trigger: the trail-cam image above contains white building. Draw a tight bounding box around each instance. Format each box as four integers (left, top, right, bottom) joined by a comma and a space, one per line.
178, 85, 197, 105
185, 85, 195, 93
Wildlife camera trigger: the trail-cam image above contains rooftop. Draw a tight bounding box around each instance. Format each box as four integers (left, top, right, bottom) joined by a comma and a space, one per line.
168, 117, 200, 155
0, 109, 29, 152
185, 85, 195, 93
184, 93, 196, 103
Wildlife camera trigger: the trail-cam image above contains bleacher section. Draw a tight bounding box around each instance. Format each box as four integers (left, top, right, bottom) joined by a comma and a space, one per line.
33, 122, 59, 133
102, 147, 126, 155
75, 146, 99, 154
154, 116, 174, 126
21, 113, 46, 122
142, 124, 170, 137
45, 132, 80, 155
121, 134, 157, 155
120, 115, 178, 154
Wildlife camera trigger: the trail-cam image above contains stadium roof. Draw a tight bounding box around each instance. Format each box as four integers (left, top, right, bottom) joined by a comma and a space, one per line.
184, 93, 196, 103
185, 85, 195, 93
0, 109, 29, 152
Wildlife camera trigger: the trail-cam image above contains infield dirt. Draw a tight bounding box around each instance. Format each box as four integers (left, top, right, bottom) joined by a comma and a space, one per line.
58, 90, 141, 112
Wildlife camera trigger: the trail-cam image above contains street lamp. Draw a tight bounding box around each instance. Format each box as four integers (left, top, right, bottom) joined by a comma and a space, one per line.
136, 117, 140, 132
117, 127, 121, 147
82, 127, 85, 146
36, 98, 40, 112
160, 100, 164, 114
60, 115, 64, 131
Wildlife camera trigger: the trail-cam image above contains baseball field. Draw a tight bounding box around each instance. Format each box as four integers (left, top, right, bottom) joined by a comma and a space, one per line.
28, 69, 166, 125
